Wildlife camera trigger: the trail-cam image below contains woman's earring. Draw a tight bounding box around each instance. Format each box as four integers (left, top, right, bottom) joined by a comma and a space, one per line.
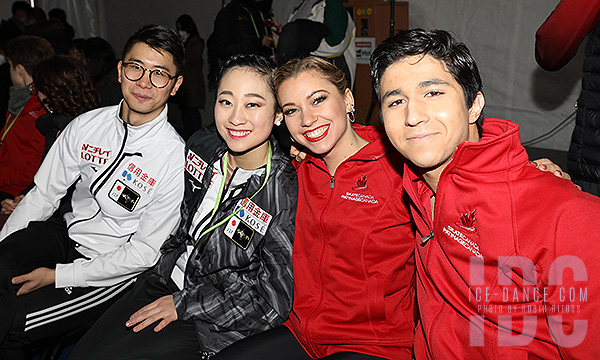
275, 120, 282, 126
347, 105, 356, 123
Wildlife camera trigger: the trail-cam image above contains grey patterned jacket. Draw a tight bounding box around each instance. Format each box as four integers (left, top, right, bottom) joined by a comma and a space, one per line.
154, 129, 297, 354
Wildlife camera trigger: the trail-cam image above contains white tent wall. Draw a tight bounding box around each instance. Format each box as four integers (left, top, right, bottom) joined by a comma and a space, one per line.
0, 0, 583, 151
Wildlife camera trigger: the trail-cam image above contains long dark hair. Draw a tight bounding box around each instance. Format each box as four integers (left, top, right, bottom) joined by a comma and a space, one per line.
83, 37, 117, 82
176, 14, 199, 37
33, 55, 101, 117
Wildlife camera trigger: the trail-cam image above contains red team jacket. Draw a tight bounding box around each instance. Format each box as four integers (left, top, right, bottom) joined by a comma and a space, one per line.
285, 125, 415, 359
404, 119, 600, 359
0, 95, 45, 196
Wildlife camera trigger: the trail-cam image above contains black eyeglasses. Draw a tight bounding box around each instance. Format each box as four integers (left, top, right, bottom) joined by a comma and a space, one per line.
121, 61, 177, 88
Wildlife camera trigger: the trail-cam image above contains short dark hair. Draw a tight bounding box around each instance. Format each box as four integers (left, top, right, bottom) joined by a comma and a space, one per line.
26, 6, 46, 23
48, 8, 67, 23
33, 55, 101, 117
216, 53, 278, 110
370, 28, 484, 135
121, 24, 185, 75
12, 1, 29, 15
6, 35, 55, 75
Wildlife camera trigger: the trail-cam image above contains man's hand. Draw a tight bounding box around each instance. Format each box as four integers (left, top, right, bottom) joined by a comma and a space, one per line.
126, 295, 178, 333
12, 267, 55, 296
1, 195, 24, 214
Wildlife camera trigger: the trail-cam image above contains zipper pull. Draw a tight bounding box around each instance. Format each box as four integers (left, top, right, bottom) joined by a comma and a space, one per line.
330, 176, 335, 189
420, 231, 434, 246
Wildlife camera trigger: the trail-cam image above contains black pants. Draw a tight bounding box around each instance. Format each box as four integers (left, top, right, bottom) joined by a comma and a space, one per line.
68, 271, 201, 360
0, 217, 134, 360
212, 326, 388, 360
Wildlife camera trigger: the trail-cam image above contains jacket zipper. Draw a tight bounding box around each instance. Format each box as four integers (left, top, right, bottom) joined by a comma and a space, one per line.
92, 151, 142, 197
303, 168, 336, 356
90, 121, 128, 195
67, 208, 101, 230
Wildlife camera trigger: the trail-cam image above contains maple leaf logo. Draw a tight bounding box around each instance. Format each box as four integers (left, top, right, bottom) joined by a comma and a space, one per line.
459, 209, 476, 232
354, 173, 368, 190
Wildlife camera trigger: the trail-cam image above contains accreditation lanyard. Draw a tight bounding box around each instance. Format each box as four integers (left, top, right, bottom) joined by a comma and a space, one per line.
195, 142, 272, 244
0, 106, 25, 145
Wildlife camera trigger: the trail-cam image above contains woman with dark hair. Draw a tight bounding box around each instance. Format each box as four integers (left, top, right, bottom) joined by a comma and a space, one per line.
1, 55, 100, 215
69, 53, 297, 360
83, 37, 121, 106
175, 14, 206, 140
67, 38, 85, 62
34, 54, 101, 155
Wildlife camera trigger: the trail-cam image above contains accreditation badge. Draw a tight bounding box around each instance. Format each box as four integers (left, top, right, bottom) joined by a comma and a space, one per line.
224, 216, 255, 250
108, 180, 140, 211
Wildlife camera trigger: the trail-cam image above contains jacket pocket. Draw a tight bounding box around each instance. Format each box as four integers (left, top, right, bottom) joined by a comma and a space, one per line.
368, 274, 387, 322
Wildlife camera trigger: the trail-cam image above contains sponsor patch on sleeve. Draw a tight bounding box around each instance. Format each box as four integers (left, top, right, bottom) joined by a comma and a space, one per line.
108, 180, 140, 212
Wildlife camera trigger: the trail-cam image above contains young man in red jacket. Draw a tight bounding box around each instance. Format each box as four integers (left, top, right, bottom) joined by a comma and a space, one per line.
0, 36, 53, 204
371, 28, 600, 359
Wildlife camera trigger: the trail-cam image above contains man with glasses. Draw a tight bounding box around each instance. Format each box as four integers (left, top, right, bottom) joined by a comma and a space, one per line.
0, 24, 185, 359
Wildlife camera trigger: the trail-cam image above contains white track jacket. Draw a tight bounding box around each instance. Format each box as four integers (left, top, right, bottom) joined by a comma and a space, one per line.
0, 103, 185, 288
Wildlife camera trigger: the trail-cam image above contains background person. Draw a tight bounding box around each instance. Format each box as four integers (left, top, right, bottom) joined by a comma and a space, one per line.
82, 37, 122, 107
0, 1, 29, 50
274, 0, 356, 89
175, 14, 206, 139
0, 35, 54, 202
535, 0, 600, 196
1, 54, 101, 216
207, 0, 274, 89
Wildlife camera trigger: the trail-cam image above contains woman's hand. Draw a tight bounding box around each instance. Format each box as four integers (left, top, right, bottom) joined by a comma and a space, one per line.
126, 295, 178, 333
290, 142, 307, 162
532, 158, 581, 189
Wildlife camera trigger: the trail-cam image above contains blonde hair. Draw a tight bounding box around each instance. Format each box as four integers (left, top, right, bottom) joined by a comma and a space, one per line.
274, 56, 348, 95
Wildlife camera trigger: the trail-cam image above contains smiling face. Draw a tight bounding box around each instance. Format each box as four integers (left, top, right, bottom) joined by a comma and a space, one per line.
278, 70, 355, 160
118, 42, 182, 126
214, 67, 281, 163
380, 54, 484, 187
